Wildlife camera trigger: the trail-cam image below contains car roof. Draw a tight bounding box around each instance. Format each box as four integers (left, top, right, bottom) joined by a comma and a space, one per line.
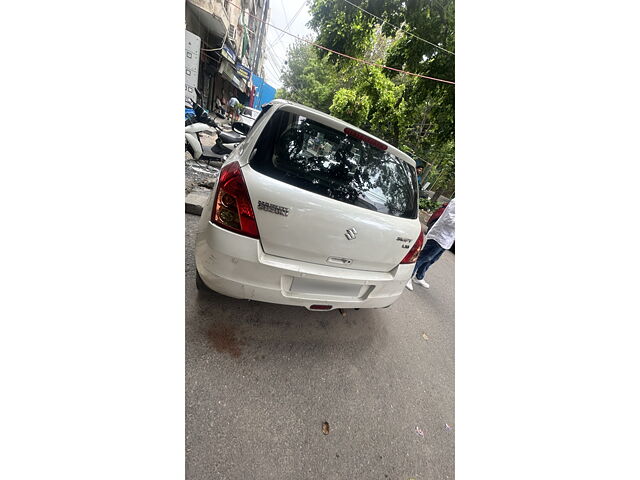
265, 99, 415, 166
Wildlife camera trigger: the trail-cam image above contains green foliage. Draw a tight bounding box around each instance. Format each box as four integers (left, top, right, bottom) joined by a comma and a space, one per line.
329, 88, 371, 125
308, 0, 377, 62
423, 140, 455, 198
358, 67, 408, 145
307, 0, 455, 148
278, 41, 340, 113
419, 198, 444, 212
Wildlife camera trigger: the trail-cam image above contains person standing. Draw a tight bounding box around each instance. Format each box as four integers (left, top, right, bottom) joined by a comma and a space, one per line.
416, 165, 430, 198
416, 166, 424, 187
406, 198, 455, 290
228, 96, 239, 120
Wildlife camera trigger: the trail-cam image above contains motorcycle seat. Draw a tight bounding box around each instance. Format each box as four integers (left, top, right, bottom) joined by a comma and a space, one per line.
218, 131, 244, 144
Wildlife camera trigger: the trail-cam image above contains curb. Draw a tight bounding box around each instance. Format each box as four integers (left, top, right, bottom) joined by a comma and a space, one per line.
185, 189, 210, 216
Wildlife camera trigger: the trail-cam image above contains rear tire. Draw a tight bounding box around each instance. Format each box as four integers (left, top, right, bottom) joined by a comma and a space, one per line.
195, 269, 210, 292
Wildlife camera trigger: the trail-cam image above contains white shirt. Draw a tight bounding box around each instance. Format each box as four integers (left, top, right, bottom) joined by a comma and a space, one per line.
426, 198, 455, 249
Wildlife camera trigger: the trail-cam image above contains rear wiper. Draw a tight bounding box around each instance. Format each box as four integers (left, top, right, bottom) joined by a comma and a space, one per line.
354, 198, 378, 211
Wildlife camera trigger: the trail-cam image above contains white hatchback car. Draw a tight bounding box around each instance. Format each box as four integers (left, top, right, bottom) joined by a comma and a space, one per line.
195, 99, 423, 310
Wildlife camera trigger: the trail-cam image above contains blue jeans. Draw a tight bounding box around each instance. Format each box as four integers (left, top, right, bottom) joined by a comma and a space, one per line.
412, 239, 445, 280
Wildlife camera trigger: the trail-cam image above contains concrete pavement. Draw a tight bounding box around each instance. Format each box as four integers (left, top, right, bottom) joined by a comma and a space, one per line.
185, 213, 455, 479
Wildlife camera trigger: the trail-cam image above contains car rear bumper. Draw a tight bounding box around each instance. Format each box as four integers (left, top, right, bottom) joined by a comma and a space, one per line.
195, 221, 414, 310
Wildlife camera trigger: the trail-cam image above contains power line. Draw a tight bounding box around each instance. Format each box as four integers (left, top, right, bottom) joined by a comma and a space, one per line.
265, 47, 284, 67
280, 0, 289, 25
260, 14, 300, 84
339, 0, 455, 56
263, 53, 281, 73
225, 0, 455, 85
263, 56, 283, 79
270, 0, 308, 48
267, 41, 290, 67
264, 43, 285, 71
265, 56, 283, 77
266, 44, 286, 69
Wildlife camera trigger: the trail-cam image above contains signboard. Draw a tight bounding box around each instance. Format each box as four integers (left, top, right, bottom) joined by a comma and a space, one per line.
220, 44, 237, 64
251, 73, 277, 110
185, 30, 201, 103
235, 62, 251, 80
219, 59, 235, 83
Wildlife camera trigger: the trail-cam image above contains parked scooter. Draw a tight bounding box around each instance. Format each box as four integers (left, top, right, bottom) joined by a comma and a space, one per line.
185, 122, 229, 163
185, 95, 247, 162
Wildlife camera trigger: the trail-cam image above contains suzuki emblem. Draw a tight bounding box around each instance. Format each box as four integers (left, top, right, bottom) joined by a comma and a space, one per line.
344, 227, 358, 240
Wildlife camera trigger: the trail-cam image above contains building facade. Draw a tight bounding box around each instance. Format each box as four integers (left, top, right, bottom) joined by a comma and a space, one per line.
185, 0, 271, 110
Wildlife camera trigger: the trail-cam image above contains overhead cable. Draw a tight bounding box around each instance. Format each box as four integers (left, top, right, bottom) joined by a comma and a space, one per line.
339, 0, 455, 55
269, 0, 308, 48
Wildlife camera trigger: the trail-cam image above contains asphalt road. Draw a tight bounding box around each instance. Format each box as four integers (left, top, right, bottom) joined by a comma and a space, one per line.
185, 213, 455, 479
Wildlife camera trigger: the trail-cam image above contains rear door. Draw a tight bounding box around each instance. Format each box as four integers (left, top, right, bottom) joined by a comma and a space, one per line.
242, 107, 420, 273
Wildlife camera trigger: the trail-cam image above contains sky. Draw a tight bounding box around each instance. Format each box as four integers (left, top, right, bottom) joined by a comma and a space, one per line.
261, 0, 314, 89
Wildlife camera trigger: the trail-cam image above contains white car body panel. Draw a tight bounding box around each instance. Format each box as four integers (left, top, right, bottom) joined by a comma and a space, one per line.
196, 193, 416, 310
242, 165, 420, 272
195, 100, 421, 310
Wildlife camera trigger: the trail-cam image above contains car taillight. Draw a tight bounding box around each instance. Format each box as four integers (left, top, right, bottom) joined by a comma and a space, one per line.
344, 127, 388, 151
211, 162, 260, 239
400, 233, 424, 264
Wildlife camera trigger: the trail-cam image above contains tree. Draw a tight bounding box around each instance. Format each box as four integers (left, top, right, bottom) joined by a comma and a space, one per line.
277, 41, 340, 113
328, 66, 409, 146
308, 0, 455, 148
329, 88, 371, 125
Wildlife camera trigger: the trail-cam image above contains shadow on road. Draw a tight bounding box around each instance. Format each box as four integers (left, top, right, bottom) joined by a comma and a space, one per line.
188, 284, 393, 362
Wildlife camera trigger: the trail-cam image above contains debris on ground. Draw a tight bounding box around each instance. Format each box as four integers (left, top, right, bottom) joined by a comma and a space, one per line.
338, 309, 346, 317
421, 333, 429, 341
415, 426, 424, 437
190, 166, 215, 175
322, 422, 330, 435
185, 159, 220, 194
198, 177, 219, 189
445, 423, 453, 430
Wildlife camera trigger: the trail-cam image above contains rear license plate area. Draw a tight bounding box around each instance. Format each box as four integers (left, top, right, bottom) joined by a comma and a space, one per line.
287, 277, 366, 298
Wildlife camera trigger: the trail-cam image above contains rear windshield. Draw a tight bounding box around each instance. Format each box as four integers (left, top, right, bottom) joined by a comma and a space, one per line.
249, 109, 418, 218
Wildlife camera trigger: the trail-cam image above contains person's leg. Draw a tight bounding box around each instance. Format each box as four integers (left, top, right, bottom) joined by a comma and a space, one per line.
415, 247, 445, 280
413, 240, 445, 280
417, 247, 445, 279
412, 239, 438, 278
